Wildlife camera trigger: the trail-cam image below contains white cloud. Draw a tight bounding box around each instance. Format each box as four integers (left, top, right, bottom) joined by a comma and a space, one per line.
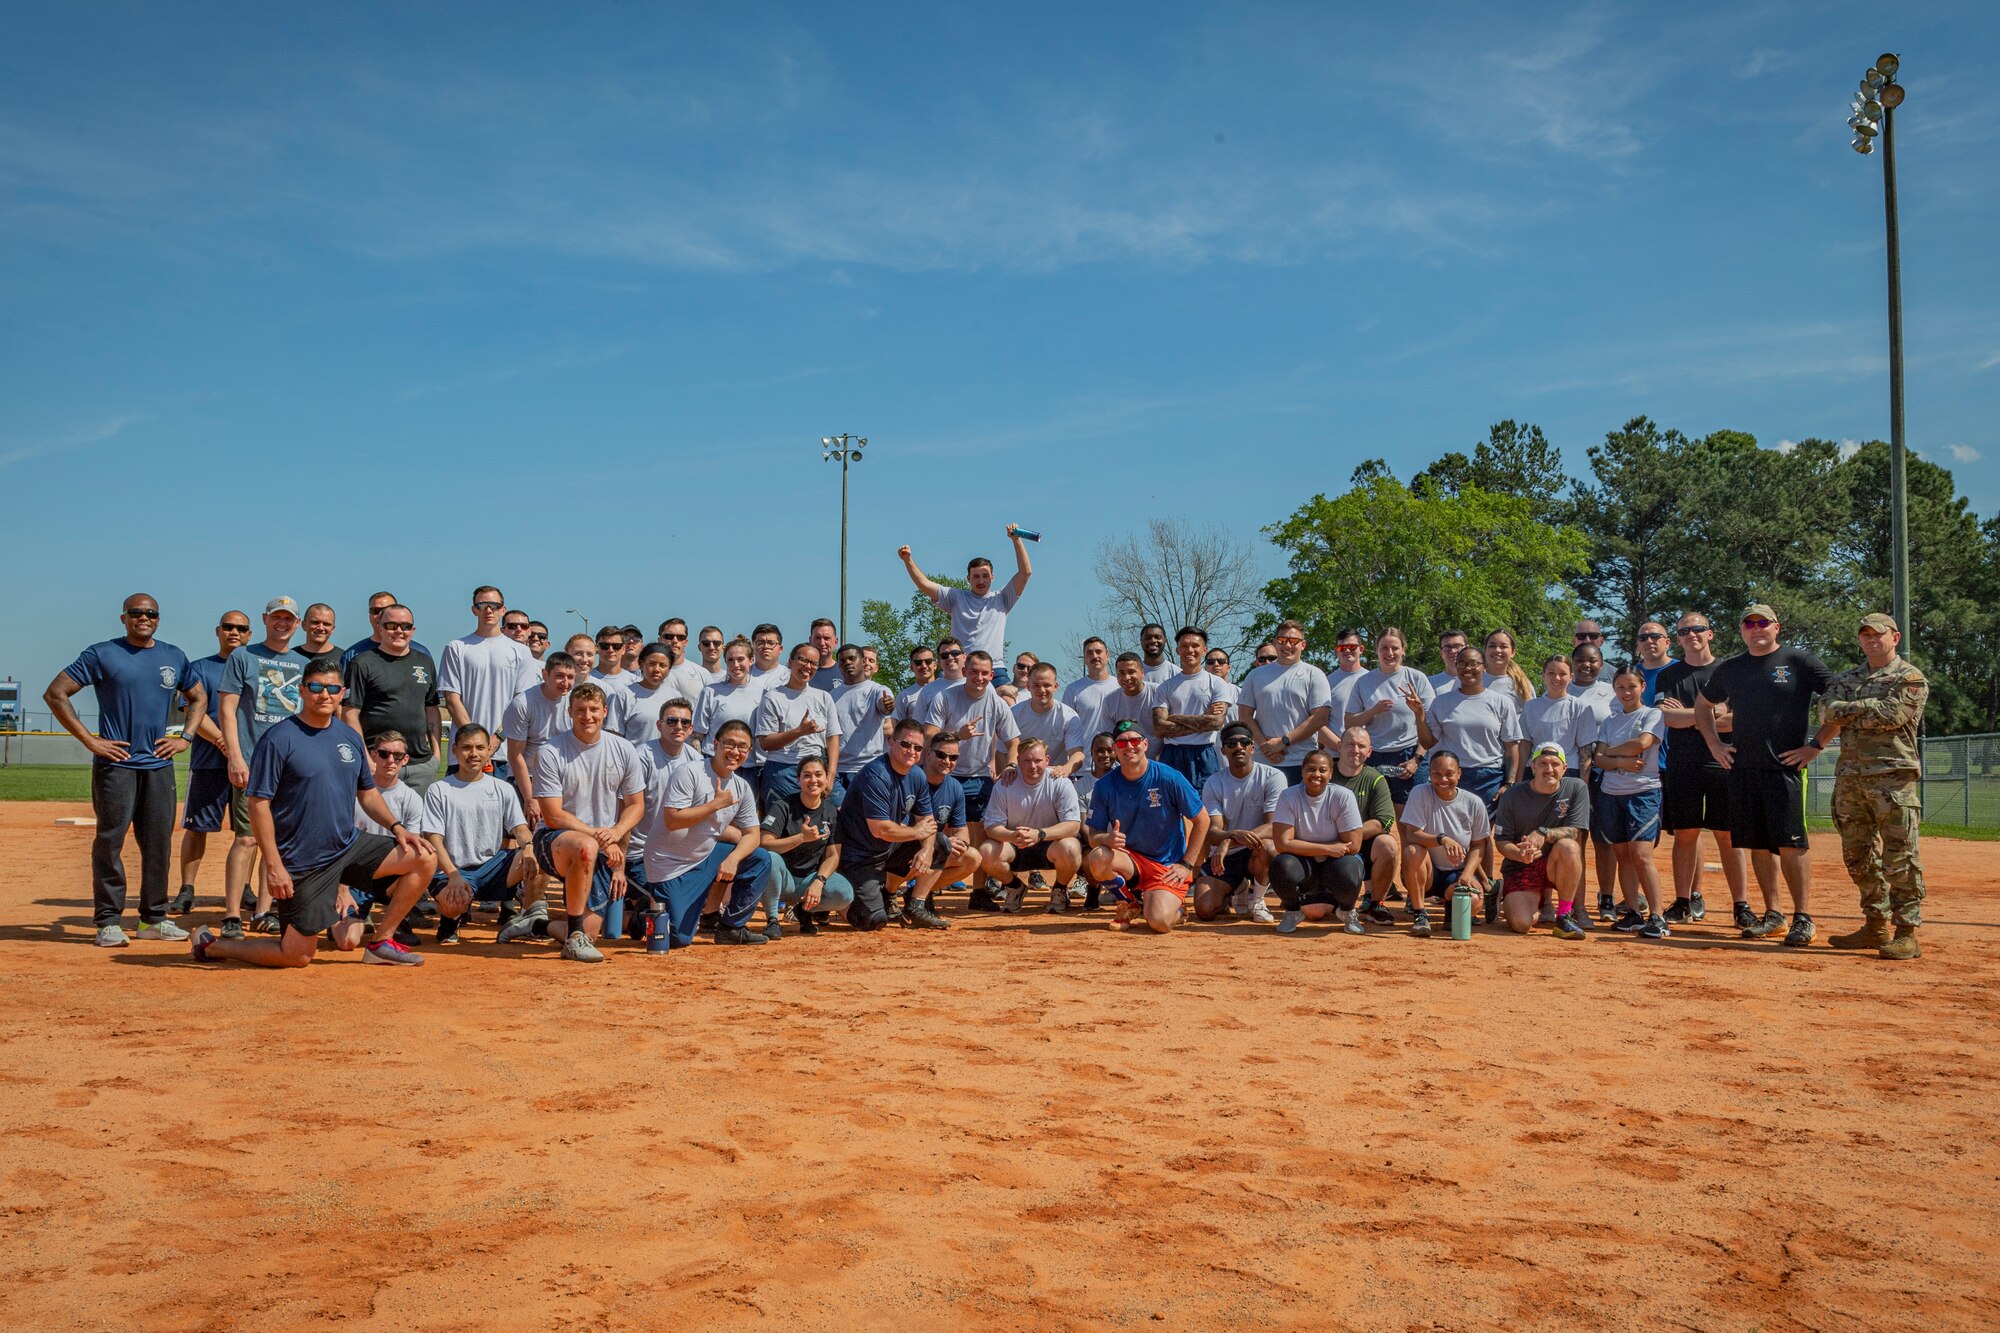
0, 414, 145, 470
1774, 439, 1797, 453
1838, 438, 1863, 460
1947, 444, 1982, 462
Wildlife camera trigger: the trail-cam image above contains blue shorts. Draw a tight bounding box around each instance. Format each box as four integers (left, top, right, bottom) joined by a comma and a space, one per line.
1374, 746, 1421, 805
531, 828, 619, 915
1458, 765, 1504, 810
1160, 744, 1219, 789
182, 766, 231, 833
430, 848, 520, 903
1600, 788, 1663, 845
959, 775, 994, 822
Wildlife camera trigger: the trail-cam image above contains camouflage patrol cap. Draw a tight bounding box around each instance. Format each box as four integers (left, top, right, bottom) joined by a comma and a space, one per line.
1860, 612, 1899, 635
1739, 602, 1779, 623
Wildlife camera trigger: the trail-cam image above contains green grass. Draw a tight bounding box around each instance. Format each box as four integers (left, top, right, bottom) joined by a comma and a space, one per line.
0, 761, 189, 803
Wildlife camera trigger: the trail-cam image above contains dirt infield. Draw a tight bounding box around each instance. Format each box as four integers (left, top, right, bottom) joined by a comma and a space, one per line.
2, 800, 1996, 1331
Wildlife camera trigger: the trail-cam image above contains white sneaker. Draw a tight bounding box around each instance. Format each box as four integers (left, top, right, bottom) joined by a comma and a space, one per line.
1276, 910, 1304, 935
1344, 908, 1366, 935
135, 918, 190, 941
561, 931, 604, 963
1247, 900, 1277, 925
1228, 885, 1252, 917
95, 923, 130, 948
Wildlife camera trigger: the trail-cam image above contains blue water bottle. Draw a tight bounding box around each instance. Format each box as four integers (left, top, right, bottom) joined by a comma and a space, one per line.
1011, 526, 1041, 542
604, 897, 624, 940
647, 910, 673, 954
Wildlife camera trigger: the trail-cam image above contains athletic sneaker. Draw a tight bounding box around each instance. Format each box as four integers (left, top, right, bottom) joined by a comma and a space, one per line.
1553, 912, 1586, 940
1410, 911, 1433, 939
762, 912, 783, 941
1782, 914, 1816, 948
364, 938, 425, 966
1732, 901, 1759, 931
966, 885, 1003, 913
219, 916, 246, 941
1344, 908, 1365, 935
561, 931, 605, 963
1567, 909, 1595, 932
1228, 885, 1252, 917
189, 926, 216, 962
1743, 909, 1787, 939
496, 901, 548, 944
1690, 892, 1707, 921
1662, 898, 1693, 924
134, 919, 190, 942
95, 923, 130, 948
1385, 886, 1405, 903
713, 925, 768, 946
1366, 902, 1396, 926
436, 917, 462, 946
1048, 883, 1070, 914
169, 886, 195, 916
794, 907, 820, 936
249, 912, 283, 935
1002, 880, 1029, 914
1638, 914, 1671, 940
1276, 910, 1304, 935
1535, 907, 1556, 926
900, 902, 950, 930
1245, 897, 1276, 925
1612, 909, 1647, 933
1597, 893, 1617, 922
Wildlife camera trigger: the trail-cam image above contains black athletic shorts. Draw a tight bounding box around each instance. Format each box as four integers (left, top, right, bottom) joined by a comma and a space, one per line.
1663, 762, 1731, 834
886, 831, 958, 877
1726, 766, 1807, 851
279, 833, 400, 938
1211, 846, 1254, 887
1006, 843, 1058, 873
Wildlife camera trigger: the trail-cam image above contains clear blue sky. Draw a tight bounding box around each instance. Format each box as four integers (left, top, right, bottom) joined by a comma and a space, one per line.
5, 2, 1996, 706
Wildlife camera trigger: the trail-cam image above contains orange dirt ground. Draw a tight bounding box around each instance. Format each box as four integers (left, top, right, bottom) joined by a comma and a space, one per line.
1, 798, 1996, 1331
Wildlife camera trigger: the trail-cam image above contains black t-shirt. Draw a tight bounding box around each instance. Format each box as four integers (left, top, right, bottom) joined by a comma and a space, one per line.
1491, 775, 1590, 873
1654, 658, 1725, 769
1699, 646, 1834, 771
761, 791, 842, 879
342, 647, 442, 762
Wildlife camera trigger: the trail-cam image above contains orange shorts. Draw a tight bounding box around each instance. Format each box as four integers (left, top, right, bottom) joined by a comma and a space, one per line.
1114, 852, 1189, 903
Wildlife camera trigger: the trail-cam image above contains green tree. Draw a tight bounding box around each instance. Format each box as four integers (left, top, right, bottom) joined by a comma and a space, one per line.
1414, 419, 1570, 528
1567, 417, 1710, 646
1262, 472, 1588, 673
859, 579, 963, 692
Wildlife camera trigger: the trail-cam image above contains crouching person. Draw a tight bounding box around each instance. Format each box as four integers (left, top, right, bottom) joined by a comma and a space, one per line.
424, 725, 535, 944
644, 719, 772, 948
758, 753, 854, 937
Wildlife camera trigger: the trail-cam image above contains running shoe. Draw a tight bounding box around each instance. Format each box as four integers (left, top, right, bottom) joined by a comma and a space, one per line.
1612, 909, 1647, 933
1743, 909, 1787, 939
436, 917, 462, 946
1597, 893, 1617, 922
794, 907, 820, 936
392, 922, 421, 948
1662, 899, 1694, 925
1276, 910, 1305, 935
496, 901, 548, 944
1366, 902, 1396, 926
190, 926, 216, 962
713, 925, 768, 946
1535, 907, 1556, 926
1409, 911, 1433, 939
1638, 914, 1671, 940
1690, 892, 1707, 921
1782, 914, 1816, 948
1246, 897, 1276, 925
1553, 912, 1586, 940
1384, 886, 1405, 903
249, 912, 283, 935
1002, 880, 1029, 914
1228, 885, 1252, 917
1732, 901, 1759, 931
967, 884, 1003, 913
900, 901, 950, 930
561, 931, 605, 963
95, 923, 129, 948
1483, 886, 1499, 925
134, 918, 189, 942
364, 937, 425, 966
1344, 908, 1366, 935
1567, 909, 1594, 932
169, 886, 195, 916
219, 916, 246, 941
762, 910, 784, 941
698, 911, 722, 931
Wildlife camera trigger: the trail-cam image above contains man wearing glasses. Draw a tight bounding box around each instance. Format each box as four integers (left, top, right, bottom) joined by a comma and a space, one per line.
524, 622, 551, 662
45, 593, 203, 947
500, 611, 535, 652
1239, 619, 1333, 785
342, 591, 432, 669
1428, 630, 1467, 694
593, 628, 639, 691
1082, 722, 1210, 933
833, 719, 944, 931
218, 596, 310, 937
695, 626, 726, 681
439, 585, 538, 763
1320, 628, 1370, 748
1572, 620, 1605, 650
1655, 613, 1749, 929
655, 618, 712, 707
354, 729, 425, 840
1695, 604, 1835, 947
342, 604, 442, 793
914, 637, 966, 725
1634, 621, 1676, 704
894, 645, 940, 722
173, 610, 252, 916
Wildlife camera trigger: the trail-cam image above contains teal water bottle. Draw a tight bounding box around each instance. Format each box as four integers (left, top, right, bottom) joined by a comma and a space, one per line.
1450, 883, 1474, 940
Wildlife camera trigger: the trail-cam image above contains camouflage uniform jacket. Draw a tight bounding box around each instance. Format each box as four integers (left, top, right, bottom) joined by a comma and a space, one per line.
1821, 654, 1927, 780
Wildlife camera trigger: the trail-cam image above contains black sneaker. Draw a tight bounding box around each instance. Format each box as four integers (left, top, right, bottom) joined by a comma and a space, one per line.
1483, 886, 1499, 925
1598, 893, 1617, 922
219, 916, 245, 941
436, 916, 461, 946
698, 911, 722, 931
1384, 886, 1405, 903
794, 909, 820, 937
169, 886, 195, 916
1083, 885, 1102, 912
1410, 911, 1433, 939
1638, 914, 1671, 940
966, 885, 1003, 912
761, 914, 783, 942
901, 901, 950, 930
393, 922, 421, 948
1612, 909, 1647, 933
250, 911, 283, 935
1743, 909, 1787, 939
1732, 901, 1759, 931
1662, 898, 1694, 925
1690, 892, 1707, 921
1366, 902, 1396, 926
1782, 914, 1816, 948
713, 925, 768, 945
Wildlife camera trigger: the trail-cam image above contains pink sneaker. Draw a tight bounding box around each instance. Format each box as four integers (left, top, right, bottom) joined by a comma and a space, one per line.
364, 937, 425, 967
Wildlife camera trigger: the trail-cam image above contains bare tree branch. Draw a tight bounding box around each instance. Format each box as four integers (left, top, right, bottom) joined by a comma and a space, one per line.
1093, 519, 1266, 657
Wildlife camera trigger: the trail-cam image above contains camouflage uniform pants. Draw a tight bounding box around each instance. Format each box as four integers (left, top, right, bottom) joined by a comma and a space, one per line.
1831, 775, 1925, 927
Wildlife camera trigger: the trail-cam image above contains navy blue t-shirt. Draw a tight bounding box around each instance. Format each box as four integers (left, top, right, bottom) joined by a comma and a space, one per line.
184, 653, 231, 772
835, 755, 935, 869
928, 774, 968, 831
1085, 760, 1203, 864
247, 715, 377, 872
63, 638, 198, 771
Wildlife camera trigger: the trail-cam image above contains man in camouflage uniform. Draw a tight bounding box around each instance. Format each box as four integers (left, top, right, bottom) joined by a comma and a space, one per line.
1813, 613, 1928, 960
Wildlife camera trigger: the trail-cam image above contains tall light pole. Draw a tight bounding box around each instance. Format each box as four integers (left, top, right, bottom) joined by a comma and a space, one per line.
565, 608, 590, 638
1849, 52, 1910, 651
821, 434, 866, 640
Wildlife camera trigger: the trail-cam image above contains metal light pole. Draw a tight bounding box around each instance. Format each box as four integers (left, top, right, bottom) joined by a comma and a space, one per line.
565, 608, 590, 638
1850, 53, 1910, 651
820, 434, 866, 640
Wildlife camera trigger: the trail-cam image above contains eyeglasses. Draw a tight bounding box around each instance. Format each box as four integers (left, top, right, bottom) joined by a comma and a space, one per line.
303, 681, 343, 695
125, 608, 160, 619
1222, 737, 1254, 748
370, 749, 408, 761
473, 600, 503, 611
381, 621, 414, 631
1741, 617, 1773, 629
218, 623, 250, 633
1573, 632, 1604, 642
1677, 625, 1711, 636
1637, 632, 1667, 641
503, 622, 529, 632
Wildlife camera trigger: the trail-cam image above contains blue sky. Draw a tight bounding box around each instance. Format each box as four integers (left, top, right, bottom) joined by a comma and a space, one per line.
5, 2, 1997, 704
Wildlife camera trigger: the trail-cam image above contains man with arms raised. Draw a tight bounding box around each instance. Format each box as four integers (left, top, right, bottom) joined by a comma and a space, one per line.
342, 604, 441, 794
1082, 722, 1210, 934
1696, 603, 1834, 947
532, 683, 647, 963
1239, 619, 1332, 785
191, 658, 435, 968
1654, 612, 1748, 927
979, 738, 1083, 912
439, 586, 536, 778
900, 525, 1033, 661
1151, 626, 1232, 789
1192, 722, 1284, 923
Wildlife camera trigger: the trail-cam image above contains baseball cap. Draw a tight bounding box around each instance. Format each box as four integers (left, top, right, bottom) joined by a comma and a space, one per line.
1740, 602, 1778, 623
1860, 612, 1899, 634
264, 596, 299, 616
1531, 741, 1567, 766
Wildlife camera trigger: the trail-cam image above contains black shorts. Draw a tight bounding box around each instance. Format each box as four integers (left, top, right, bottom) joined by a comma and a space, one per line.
279, 833, 400, 938
229, 784, 254, 837
1586, 770, 1612, 845
1726, 766, 1807, 851
1663, 762, 1731, 834
1211, 847, 1254, 887
1006, 843, 1058, 873
182, 767, 231, 833
886, 832, 958, 877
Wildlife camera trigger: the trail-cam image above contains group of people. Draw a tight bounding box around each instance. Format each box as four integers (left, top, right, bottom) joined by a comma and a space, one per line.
46, 526, 1931, 971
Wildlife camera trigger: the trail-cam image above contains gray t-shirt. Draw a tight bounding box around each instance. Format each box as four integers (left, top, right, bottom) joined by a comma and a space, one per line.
662, 663, 711, 714
893, 681, 933, 723
1011, 698, 1085, 761
693, 680, 767, 769
1272, 783, 1363, 845
355, 779, 424, 838
633, 741, 699, 865
1346, 666, 1433, 752
831, 680, 893, 774
1152, 669, 1232, 748
1240, 660, 1334, 766
984, 773, 1080, 832
531, 730, 646, 829
1401, 785, 1493, 867
438, 633, 538, 737
936, 585, 1021, 660
500, 686, 571, 775
1427, 689, 1522, 770
1060, 676, 1120, 741
644, 760, 758, 884
1519, 693, 1599, 770
924, 682, 1021, 779
1142, 660, 1174, 685
621, 681, 681, 743
755, 684, 840, 764
419, 773, 526, 869
1596, 705, 1667, 795
1095, 683, 1159, 745
223, 641, 310, 753
1325, 668, 1368, 739
1201, 764, 1289, 832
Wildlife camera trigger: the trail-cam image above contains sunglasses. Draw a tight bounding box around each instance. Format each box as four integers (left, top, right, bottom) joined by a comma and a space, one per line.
125, 608, 160, 619
1742, 617, 1773, 629
940, 649, 963, 658
931, 752, 960, 763
1254, 656, 1277, 665
1637, 632, 1667, 641
1222, 737, 1254, 748
912, 657, 936, 667
473, 601, 503, 611
661, 716, 693, 727
503, 622, 530, 631
663, 632, 687, 640
370, 749, 409, 761
894, 740, 926, 753
699, 639, 722, 648
1677, 626, 1711, 636
1574, 632, 1604, 642
218, 623, 251, 633
1336, 643, 1364, 651
1274, 636, 1304, 647
527, 632, 548, 641
381, 621, 414, 631
303, 681, 343, 695
1113, 737, 1146, 749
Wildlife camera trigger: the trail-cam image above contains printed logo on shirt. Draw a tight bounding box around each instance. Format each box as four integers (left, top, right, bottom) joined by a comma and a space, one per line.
157, 665, 179, 689
336, 742, 358, 764
1770, 665, 1793, 685
411, 665, 430, 685
1147, 789, 1162, 808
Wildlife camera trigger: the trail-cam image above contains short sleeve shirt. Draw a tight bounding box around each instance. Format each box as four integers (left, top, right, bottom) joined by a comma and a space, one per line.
1519, 693, 1599, 771
1272, 783, 1363, 845
755, 684, 840, 764
1201, 764, 1289, 832
1153, 670, 1232, 748
1345, 666, 1432, 752
1400, 785, 1493, 868
437, 633, 537, 736
183, 653, 232, 772
632, 741, 699, 864
1061, 676, 1121, 742
936, 585, 1021, 660
1426, 689, 1522, 770
834, 756, 935, 870
924, 683, 1020, 779
356, 779, 424, 838
831, 680, 893, 774
342, 646, 442, 762
1595, 705, 1667, 795
1011, 698, 1085, 761
984, 774, 1080, 832
63, 637, 198, 771
761, 792, 843, 880
222, 641, 309, 755
1241, 661, 1334, 766
1699, 647, 1833, 770
531, 730, 646, 829
1085, 760, 1203, 864
1491, 776, 1591, 873
420, 774, 526, 869
1328, 764, 1396, 832
644, 760, 759, 884
247, 715, 375, 872
693, 680, 768, 767
1094, 684, 1160, 746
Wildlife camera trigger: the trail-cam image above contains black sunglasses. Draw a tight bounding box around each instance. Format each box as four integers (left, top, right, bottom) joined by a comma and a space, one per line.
1254, 655, 1277, 665
125, 608, 160, 619
1573, 632, 1604, 642
381, 621, 414, 631
218, 623, 251, 633
473, 600, 503, 611
527, 632, 548, 641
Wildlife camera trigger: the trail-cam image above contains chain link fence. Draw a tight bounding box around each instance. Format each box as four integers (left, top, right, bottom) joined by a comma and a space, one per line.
1805, 732, 2000, 830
